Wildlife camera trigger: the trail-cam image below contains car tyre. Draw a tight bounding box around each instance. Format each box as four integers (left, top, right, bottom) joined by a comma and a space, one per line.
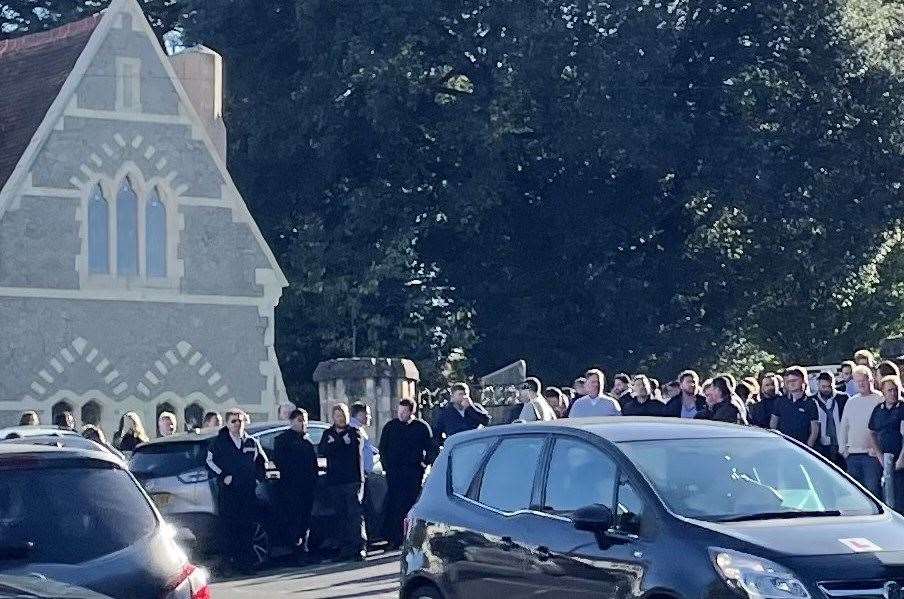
409, 583, 443, 599
250, 520, 271, 568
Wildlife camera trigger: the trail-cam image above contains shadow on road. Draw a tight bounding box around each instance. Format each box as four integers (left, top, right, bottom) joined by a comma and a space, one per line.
215, 550, 401, 587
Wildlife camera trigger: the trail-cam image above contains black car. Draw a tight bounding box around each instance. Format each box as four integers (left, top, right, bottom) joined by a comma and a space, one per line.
0, 443, 208, 599
401, 417, 904, 599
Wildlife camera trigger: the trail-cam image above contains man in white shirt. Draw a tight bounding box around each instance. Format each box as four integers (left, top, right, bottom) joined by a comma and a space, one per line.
568, 369, 621, 418
516, 378, 557, 422
838, 365, 884, 496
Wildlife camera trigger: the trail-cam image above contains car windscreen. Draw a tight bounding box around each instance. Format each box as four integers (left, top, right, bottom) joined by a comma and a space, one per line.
0, 462, 157, 565
618, 437, 880, 521
129, 441, 206, 478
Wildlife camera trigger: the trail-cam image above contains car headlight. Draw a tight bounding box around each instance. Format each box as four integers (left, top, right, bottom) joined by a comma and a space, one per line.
709, 548, 811, 599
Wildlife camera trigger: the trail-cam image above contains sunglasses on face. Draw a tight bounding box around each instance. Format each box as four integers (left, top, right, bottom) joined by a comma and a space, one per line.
229, 419, 242, 424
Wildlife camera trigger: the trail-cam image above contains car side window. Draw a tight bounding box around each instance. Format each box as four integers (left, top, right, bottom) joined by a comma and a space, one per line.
544, 437, 617, 514
450, 438, 495, 495
615, 476, 644, 535
477, 436, 546, 513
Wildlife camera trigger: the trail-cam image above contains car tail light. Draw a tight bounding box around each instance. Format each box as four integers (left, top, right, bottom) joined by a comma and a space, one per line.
164, 563, 210, 599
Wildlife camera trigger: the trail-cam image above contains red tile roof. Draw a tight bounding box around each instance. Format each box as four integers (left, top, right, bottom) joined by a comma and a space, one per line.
0, 13, 103, 190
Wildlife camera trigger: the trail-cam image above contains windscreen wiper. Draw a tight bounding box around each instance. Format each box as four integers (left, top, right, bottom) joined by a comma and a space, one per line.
712, 509, 842, 523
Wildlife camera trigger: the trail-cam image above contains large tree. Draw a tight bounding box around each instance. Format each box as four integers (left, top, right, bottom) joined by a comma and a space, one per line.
8, 0, 904, 402
1, 0, 182, 41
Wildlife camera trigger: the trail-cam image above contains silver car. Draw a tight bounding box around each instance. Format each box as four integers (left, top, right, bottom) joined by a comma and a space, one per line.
129, 421, 387, 566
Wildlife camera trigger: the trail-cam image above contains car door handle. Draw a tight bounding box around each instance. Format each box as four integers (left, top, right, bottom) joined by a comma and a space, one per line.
536, 546, 551, 561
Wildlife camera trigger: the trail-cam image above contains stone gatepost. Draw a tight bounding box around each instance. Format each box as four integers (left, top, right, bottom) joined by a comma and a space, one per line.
313, 358, 419, 443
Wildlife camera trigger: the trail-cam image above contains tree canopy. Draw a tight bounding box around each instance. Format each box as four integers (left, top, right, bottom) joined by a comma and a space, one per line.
4, 0, 904, 409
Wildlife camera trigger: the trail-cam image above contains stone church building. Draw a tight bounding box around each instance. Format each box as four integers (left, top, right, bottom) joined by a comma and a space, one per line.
0, 0, 288, 433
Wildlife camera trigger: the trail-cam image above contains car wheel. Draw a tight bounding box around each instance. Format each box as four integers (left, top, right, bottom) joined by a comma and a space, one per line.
250, 520, 271, 567
409, 584, 443, 599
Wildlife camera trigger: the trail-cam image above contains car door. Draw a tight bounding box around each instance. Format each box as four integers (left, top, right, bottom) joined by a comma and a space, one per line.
519, 435, 648, 598
447, 434, 549, 599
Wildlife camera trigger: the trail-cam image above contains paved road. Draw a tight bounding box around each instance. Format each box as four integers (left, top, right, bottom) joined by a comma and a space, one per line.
209, 551, 400, 599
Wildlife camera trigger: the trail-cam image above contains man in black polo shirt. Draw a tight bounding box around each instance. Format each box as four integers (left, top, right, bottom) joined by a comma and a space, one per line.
869, 375, 904, 510
749, 372, 781, 428
621, 375, 664, 417
770, 366, 819, 447
611, 373, 633, 407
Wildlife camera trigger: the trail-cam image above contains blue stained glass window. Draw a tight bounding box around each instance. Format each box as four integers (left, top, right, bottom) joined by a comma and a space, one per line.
116, 178, 139, 276
146, 189, 166, 278
87, 185, 109, 274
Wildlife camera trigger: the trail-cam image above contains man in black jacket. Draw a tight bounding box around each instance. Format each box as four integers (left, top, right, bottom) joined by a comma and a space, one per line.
433, 383, 491, 449
318, 403, 367, 561
379, 399, 434, 548
273, 408, 319, 561
813, 371, 848, 468
206, 409, 267, 572
664, 370, 707, 418
748, 372, 782, 428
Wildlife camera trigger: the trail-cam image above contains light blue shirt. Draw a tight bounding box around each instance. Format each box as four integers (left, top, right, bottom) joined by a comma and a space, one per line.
350, 416, 378, 474
680, 403, 698, 419
568, 395, 621, 418
845, 379, 858, 398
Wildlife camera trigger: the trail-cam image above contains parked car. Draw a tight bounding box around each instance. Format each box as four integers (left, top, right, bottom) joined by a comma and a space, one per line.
129, 420, 387, 565
401, 417, 904, 599
0, 443, 208, 599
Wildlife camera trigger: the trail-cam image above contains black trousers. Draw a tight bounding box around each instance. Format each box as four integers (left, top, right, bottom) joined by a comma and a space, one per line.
218, 486, 256, 567
330, 482, 366, 557
384, 469, 424, 546
817, 443, 846, 470
277, 489, 314, 550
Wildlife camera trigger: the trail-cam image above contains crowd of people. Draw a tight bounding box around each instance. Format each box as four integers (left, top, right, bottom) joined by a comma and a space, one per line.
7, 346, 904, 570
501, 348, 904, 512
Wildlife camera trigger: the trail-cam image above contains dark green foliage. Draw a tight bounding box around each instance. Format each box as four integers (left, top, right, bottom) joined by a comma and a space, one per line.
7, 0, 904, 407
1, 0, 183, 42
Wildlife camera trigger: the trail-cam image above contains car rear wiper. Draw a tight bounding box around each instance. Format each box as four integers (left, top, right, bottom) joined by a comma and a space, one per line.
0, 541, 35, 561
712, 509, 843, 522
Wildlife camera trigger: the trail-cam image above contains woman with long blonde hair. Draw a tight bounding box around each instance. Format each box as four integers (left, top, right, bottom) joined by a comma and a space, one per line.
113, 411, 149, 453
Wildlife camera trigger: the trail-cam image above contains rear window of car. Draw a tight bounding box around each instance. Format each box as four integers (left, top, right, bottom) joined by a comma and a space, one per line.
129, 441, 206, 478
449, 438, 495, 495
255, 425, 327, 456
0, 463, 157, 565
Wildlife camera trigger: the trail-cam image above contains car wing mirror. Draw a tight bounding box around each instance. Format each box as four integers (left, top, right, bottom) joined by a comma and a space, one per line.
572, 504, 614, 533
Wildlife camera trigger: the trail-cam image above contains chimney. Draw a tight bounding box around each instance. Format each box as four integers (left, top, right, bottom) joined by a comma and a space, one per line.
169, 45, 227, 161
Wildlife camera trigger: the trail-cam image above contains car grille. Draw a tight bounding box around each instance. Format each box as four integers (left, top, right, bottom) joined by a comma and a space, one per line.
818, 579, 904, 598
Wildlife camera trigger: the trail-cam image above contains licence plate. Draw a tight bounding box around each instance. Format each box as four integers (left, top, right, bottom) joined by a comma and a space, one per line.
151, 492, 173, 508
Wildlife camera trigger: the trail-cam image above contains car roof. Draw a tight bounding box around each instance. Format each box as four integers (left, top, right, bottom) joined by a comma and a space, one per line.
135, 420, 329, 446
446, 417, 776, 446
0, 442, 124, 466
0, 425, 79, 439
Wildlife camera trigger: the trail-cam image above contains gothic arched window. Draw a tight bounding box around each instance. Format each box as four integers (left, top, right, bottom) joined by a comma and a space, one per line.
116, 178, 139, 275
88, 185, 109, 274
146, 188, 167, 278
